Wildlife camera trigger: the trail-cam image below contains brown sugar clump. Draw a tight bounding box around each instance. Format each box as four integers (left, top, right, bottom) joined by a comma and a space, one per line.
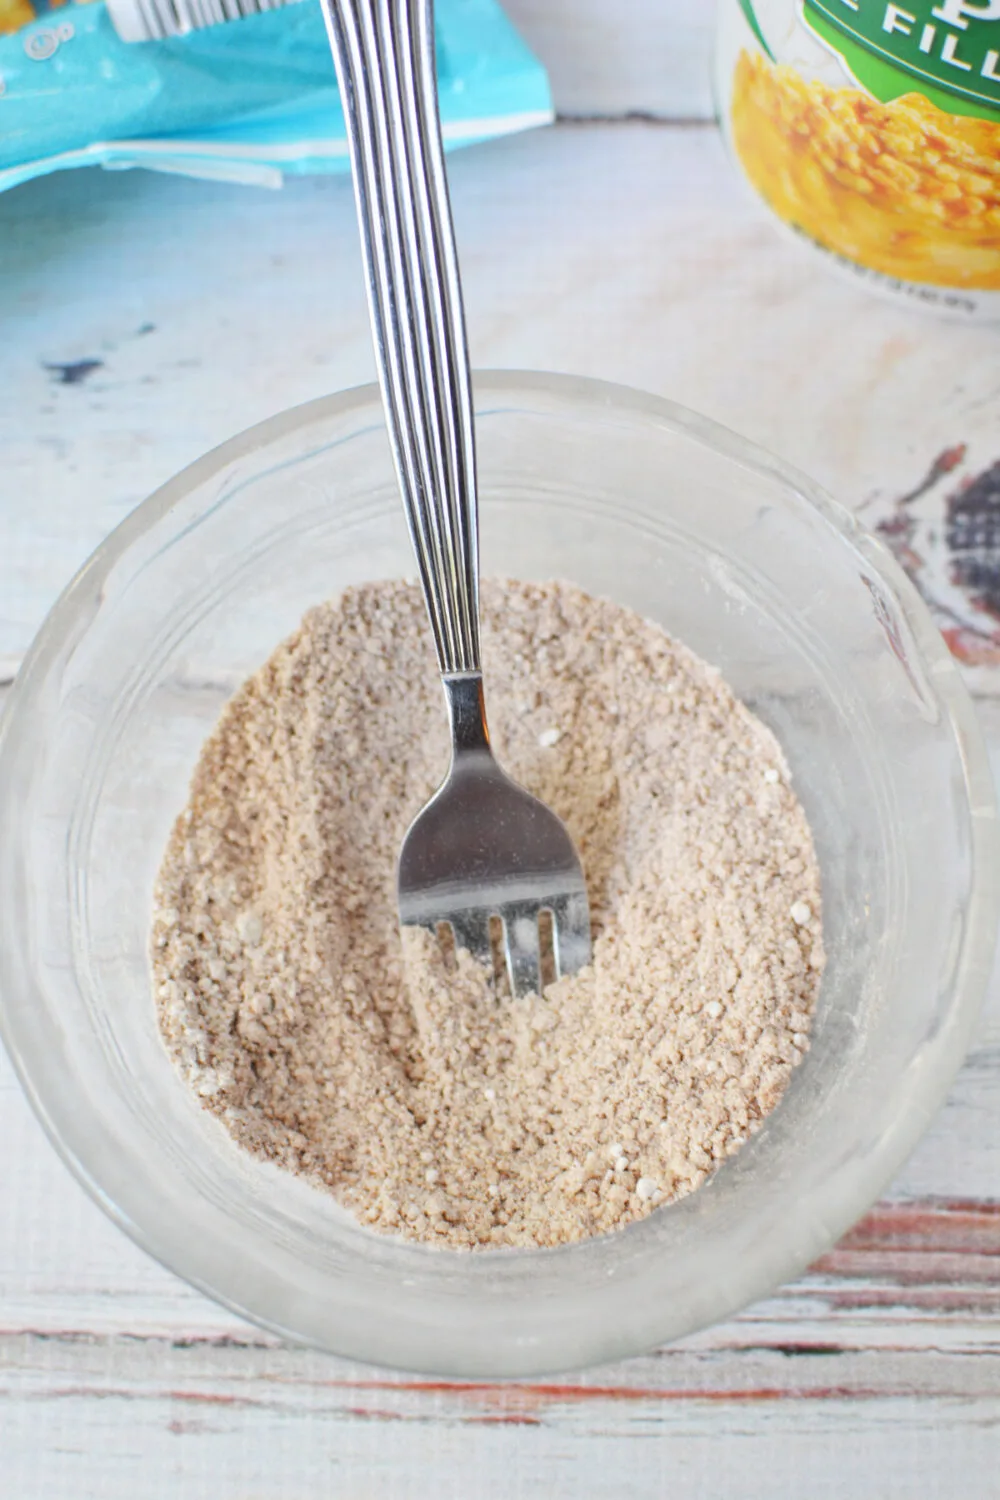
152, 579, 824, 1249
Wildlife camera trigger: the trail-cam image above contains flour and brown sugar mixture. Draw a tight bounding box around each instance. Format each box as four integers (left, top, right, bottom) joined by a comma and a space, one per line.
152, 579, 824, 1249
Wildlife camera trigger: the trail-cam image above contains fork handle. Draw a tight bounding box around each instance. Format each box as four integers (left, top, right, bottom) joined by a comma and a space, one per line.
320, 0, 481, 677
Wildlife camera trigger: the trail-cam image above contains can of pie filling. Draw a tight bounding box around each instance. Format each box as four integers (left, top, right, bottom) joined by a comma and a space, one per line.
715, 0, 1000, 318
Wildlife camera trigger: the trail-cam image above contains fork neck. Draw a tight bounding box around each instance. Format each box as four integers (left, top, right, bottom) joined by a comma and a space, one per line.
443, 673, 491, 756
320, 0, 482, 680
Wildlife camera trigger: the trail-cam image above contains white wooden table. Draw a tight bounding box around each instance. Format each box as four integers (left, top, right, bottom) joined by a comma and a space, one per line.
1, 9, 998, 1494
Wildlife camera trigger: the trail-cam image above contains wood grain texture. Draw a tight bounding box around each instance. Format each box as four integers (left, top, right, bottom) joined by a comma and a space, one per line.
2, 115, 1000, 1494
2, 1365, 995, 1500
0, 1203, 997, 1497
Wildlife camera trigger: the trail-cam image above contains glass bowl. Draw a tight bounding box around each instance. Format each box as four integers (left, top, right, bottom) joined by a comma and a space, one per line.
1, 371, 996, 1378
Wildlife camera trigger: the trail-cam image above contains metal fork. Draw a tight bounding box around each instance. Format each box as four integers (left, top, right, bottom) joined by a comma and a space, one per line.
320, 0, 592, 995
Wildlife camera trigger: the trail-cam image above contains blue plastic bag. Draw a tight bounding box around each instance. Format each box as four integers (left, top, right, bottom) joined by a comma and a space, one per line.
0, 0, 552, 191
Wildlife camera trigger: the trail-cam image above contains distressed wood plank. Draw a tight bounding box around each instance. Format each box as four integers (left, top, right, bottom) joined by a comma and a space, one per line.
5, 122, 1000, 684
2, 1197, 996, 1347
1, 1328, 998, 1500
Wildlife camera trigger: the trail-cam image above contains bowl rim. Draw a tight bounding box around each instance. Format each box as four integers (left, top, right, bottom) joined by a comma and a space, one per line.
2, 368, 997, 1375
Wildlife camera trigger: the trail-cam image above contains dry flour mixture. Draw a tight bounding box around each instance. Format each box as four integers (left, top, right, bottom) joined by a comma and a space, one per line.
152, 579, 824, 1249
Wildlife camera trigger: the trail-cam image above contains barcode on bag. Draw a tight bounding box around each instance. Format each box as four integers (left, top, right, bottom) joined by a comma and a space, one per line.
106, 0, 303, 44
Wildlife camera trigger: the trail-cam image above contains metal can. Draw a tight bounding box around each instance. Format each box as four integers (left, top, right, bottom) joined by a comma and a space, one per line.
716, 1, 1000, 317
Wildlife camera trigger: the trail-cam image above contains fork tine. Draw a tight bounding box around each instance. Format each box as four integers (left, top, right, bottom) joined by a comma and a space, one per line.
450, 909, 494, 970
498, 902, 542, 998
549, 892, 592, 980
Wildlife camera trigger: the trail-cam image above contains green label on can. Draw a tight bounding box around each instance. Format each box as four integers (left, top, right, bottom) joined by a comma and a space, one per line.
739, 0, 776, 57
804, 0, 1000, 118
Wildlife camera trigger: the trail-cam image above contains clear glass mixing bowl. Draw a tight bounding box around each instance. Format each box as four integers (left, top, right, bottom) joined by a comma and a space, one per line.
1, 372, 995, 1377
